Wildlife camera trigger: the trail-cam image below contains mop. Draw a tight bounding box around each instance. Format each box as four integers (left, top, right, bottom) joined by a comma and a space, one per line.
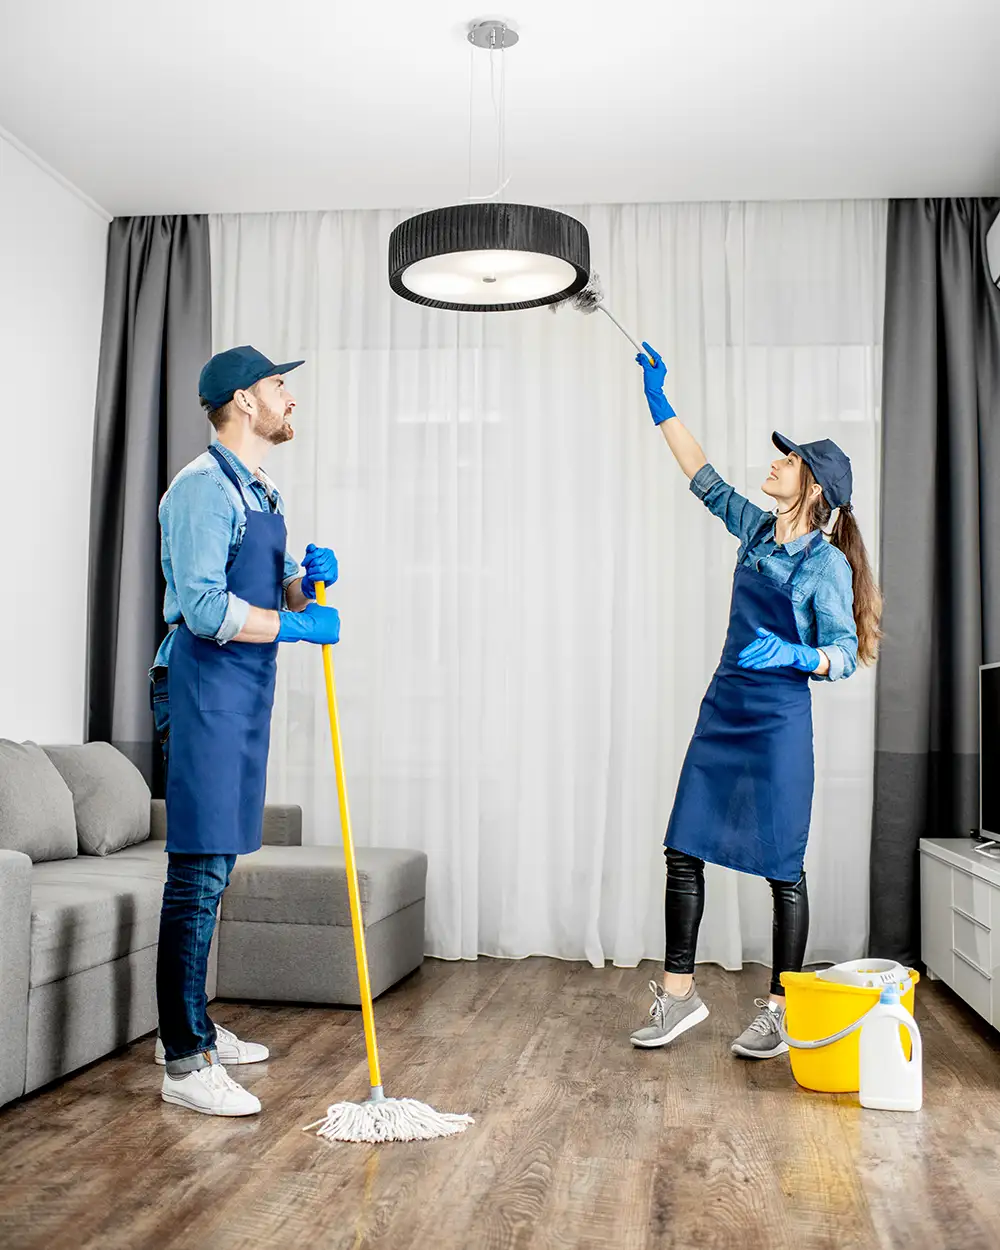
550, 272, 656, 364
302, 580, 474, 1144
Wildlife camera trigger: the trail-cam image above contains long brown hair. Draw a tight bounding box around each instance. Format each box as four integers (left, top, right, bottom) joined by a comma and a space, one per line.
790, 464, 882, 665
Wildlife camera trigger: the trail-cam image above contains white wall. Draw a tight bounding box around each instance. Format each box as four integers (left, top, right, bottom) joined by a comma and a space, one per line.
0, 131, 109, 742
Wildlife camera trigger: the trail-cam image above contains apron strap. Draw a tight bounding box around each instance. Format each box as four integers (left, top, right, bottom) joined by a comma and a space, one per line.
208, 443, 277, 514
208, 443, 246, 494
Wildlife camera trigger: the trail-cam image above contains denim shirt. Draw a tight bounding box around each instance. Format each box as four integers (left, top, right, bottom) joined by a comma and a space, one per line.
691, 464, 858, 682
152, 445, 301, 670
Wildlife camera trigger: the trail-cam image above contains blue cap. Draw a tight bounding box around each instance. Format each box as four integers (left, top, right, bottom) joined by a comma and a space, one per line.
198, 345, 304, 410
772, 432, 853, 510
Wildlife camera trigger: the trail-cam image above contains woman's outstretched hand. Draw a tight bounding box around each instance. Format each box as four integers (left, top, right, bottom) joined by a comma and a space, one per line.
636, 343, 676, 425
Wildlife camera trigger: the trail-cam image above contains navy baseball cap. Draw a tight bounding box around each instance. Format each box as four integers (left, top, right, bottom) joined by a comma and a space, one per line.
772, 431, 853, 510
198, 345, 304, 409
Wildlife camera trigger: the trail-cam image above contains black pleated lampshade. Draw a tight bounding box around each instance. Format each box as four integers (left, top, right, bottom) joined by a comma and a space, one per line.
388, 203, 590, 312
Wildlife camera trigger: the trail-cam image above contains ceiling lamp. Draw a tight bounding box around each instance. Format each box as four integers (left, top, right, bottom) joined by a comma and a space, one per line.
388, 20, 591, 313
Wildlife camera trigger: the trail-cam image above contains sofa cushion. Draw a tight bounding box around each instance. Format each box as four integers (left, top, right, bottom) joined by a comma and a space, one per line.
29, 860, 165, 988
43, 743, 150, 856
0, 740, 77, 864
44, 841, 168, 881
221, 845, 427, 928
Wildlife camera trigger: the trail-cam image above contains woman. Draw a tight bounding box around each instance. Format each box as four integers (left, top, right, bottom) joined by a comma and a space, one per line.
630, 343, 881, 1059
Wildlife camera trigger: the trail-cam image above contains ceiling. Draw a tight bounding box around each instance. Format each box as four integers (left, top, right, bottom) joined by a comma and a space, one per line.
1, 0, 998, 216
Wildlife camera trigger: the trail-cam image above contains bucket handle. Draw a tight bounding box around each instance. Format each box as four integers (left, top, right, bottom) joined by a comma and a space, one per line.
780, 977, 913, 1050
780, 1010, 873, 1050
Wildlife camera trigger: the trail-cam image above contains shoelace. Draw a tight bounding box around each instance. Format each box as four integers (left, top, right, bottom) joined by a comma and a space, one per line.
200, 1064, 242, 1094
646, 980, 668, 1026
215, 1026, 237, 1046
746, 998, 781, 1036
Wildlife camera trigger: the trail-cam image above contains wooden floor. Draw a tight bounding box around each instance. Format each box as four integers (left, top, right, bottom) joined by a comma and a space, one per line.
2, 959, 1000, 1250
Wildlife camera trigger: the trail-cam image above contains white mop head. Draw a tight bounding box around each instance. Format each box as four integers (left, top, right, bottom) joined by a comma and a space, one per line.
304, 1097, 474, 1144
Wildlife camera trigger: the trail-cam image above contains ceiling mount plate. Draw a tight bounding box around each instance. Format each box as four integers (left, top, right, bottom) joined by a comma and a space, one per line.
467, 20, 519, 51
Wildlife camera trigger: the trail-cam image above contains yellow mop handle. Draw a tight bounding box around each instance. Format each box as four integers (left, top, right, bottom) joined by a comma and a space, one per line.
315, 581, 383, 1095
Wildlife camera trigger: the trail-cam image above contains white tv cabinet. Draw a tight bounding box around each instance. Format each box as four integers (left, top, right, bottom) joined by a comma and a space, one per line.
920, 837, 1000, 1030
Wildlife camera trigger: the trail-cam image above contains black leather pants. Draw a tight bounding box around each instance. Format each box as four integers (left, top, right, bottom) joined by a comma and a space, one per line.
663, 847, 809, 997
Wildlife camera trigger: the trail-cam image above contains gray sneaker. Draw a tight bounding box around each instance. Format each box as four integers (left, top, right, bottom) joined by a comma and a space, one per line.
630, 980, 710, 1049
731, 998, 789, 1059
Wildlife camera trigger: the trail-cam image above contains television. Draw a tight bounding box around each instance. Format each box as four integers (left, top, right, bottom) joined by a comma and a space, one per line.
987, 210, 1000, 289
980, 662, 1000, 839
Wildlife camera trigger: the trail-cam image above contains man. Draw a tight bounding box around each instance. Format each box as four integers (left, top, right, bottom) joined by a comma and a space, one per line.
149, 346, 340, 1116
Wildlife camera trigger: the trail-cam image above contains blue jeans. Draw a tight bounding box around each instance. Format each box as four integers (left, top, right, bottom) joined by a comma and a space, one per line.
152, 669, 236, 1075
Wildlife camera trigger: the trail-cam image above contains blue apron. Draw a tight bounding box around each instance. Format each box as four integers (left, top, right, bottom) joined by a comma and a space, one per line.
165, 445, 286, 855
665, 538, 819, 883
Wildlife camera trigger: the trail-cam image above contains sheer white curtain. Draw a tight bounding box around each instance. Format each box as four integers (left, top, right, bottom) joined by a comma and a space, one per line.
210, 200, 886, 970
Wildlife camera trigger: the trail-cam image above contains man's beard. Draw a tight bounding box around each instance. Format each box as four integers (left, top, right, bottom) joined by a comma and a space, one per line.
253, 403, 294, 445
267, 419, 294, 446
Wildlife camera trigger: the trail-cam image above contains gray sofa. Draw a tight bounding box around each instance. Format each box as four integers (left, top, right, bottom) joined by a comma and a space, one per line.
0, 740, 427, 1110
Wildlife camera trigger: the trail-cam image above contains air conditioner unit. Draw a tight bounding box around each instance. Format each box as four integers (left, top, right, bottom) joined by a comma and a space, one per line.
988, 209, 1000, 288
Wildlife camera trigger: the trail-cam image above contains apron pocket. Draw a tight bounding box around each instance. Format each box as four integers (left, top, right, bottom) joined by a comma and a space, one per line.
198, 666, 258, 715
197, 649, 275, 716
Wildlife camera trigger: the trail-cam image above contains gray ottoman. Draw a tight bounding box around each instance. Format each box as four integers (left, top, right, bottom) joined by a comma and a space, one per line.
216, 843, 427, 1006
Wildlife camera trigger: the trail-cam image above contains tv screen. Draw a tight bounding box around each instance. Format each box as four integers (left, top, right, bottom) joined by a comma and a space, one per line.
981, 663, 1000, 838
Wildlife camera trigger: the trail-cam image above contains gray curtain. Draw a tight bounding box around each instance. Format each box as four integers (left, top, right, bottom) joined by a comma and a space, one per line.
86, 216, 212, 791
870, 198, 1000, 964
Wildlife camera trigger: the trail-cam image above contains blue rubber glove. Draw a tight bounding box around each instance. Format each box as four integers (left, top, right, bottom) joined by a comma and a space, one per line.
738, 628, 820, 673
276, 602, 341, 645
299, 543, 339, 600
635, 342, 677, 425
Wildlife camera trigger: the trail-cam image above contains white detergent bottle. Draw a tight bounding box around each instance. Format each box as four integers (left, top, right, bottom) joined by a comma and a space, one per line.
859, 984, 923, 1112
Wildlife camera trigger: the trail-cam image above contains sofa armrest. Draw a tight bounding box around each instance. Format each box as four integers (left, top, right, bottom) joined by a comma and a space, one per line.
150, 798, 168, 841
148, 799, 301, 846
262, 805, 303, 847
0, 849, 31, 1108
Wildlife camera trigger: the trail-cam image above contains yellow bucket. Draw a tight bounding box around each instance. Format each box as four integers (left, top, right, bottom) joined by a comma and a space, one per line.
780, 962, 920, 1093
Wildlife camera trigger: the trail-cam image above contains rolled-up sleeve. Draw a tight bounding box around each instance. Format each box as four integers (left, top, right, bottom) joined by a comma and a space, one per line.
690, 463, 770, 548
812, 553, 858, 682
216, 593, 250, 644
281, 550, 303, 610
164, 473, 249, 643
282, 551, 302, 589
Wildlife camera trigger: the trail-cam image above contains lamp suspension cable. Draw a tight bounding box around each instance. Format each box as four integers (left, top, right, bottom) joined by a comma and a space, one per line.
466, 21, 512, 202
467, 42, 474, 202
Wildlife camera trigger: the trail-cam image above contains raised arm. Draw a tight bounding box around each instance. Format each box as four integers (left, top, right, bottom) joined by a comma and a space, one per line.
636, 344, 769, 548
635, 343, 707, 480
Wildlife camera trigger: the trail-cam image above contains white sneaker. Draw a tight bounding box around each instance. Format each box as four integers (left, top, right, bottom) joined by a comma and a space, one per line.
155, 1025, 270, 1066
161, 1065, 261, 1116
